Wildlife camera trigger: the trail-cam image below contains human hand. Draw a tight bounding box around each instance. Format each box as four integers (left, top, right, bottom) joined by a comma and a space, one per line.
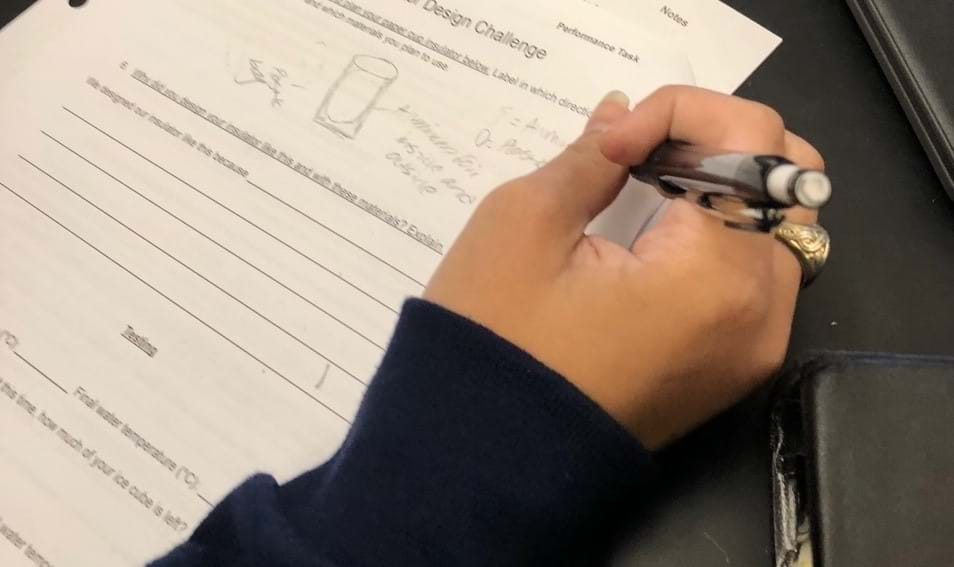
424, 86, 825, 450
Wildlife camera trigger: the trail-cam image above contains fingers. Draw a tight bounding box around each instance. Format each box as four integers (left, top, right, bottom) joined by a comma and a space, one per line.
585, 90, 631, 134
776, 132, 824, 283
598, 84, 825, 287
635, 199, 776, 266
784, 131, 825, 171
600, 85, 788, 166
524, 90, 632, 235
782, 205, 818, 226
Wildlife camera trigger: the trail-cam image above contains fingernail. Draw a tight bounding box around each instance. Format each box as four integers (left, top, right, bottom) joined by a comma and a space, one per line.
586, 91, 630, 134
601, 90, 630, 109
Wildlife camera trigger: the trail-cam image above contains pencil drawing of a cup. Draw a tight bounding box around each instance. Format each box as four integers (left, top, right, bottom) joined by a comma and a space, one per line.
315, 55, 399, 139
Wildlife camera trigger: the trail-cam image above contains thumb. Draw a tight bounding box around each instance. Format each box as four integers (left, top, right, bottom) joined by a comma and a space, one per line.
529, 91, 631, 234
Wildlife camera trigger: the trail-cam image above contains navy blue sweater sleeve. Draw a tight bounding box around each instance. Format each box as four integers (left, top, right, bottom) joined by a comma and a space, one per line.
151, 299, 653, 567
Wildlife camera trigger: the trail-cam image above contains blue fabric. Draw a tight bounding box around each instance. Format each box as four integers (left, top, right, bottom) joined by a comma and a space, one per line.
152, 299, 653, 566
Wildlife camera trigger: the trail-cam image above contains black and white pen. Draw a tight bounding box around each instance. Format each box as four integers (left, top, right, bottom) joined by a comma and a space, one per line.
630, 142, 832, 231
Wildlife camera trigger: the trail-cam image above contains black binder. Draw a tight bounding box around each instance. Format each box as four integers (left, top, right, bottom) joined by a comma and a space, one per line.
846, 0, 954, 199
771, 354, 954, 567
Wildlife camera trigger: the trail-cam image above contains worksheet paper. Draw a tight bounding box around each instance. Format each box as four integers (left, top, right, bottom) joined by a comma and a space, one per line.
584, 0, 782, 93
0, 0, 696, 564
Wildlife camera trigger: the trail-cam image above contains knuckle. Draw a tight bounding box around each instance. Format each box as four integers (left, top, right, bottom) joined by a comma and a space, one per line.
651, 84, 687, 101
785, 132, 827, 171
748, 102, 786, 134
483, 179, 523, 205
806, 146, 826, 171
477, 182, 514, 215
477, 182, 524, 226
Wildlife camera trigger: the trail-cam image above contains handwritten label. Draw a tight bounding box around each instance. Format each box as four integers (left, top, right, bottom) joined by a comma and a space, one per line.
234, 58, 305, 108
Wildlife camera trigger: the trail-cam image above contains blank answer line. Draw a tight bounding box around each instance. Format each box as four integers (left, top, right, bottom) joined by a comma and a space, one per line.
0, 181, 352, 423
13, 352, 68, 394
19, 155, 367, 387
246, 180, 425, 288
41, 131, 386, 353
124, 79, 444, 256
60, 107, 399, 315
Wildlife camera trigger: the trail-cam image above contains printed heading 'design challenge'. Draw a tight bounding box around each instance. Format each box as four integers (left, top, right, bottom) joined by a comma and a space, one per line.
407, 0, 549, 60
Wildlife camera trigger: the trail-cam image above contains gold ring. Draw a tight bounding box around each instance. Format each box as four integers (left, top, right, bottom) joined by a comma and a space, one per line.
773, 223, 830, 288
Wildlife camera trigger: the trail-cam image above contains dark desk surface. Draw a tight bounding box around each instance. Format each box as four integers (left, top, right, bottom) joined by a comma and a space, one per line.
4, 1, 954, 565
620, 2, 954, 565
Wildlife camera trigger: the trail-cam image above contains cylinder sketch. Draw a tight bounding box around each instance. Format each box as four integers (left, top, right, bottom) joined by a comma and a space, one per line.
315, 55, 399, 139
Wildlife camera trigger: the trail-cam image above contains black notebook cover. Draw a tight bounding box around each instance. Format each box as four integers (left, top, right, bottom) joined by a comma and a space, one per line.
772, 354, 954, 567
846, 0, 954, 198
